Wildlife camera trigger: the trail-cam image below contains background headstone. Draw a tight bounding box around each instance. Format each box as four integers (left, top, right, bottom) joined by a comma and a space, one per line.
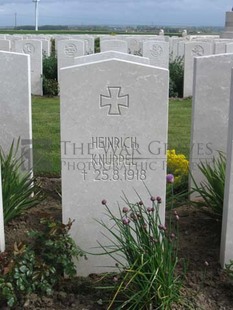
6, 35, 22, 52
57, 39, 85, 82
15, 39, 43, 96
220, 68, 233, 267
0, 39, 10, 51
142, 41, 169, 68
60, 59, 168, 276
226, 43, 233, 53
71, 35, 95, 54
214, 42, 226, 54
125, 36, 142, 54
190, 54, 233, 193
183, 42, 212, 97
41, 39, 51, 56
100, 39, 128, 53
0, 51, 33, 172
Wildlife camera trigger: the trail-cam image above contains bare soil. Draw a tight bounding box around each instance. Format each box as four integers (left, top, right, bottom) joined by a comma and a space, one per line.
1, 177, 233, 309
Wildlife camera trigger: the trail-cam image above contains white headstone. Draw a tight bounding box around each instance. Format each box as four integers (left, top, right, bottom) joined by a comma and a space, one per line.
15, 39, 43, 96
220, 68, 233, 267
41, 39, 51, 57
183, 42, 212, 97
159, 29, 164, 36
190, 54, 233, 192
0, 39, 10, 51
60, 59, 168, 276
182, 30, 187, 37
0, 51, 32, 172
226, 43, 233, 53
57, 39, 85, 82
214, 42, 226, 54
169, 38, 186, 60
54, 36, 71, 51
124, 36, 142, 54
6, 35, 22, 52
142, 41, 169, 68
99, 35, 117, 41
0, 164, 5, 253
177, 41, 185, 58
100, 39, 128, 53
70, 35, 95, 54
74, 51, 150, 65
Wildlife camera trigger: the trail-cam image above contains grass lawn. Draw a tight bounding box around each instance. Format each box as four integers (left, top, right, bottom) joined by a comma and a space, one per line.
168, 98, 192, 158
32, 96, 192, 176
32, 96, 60, 176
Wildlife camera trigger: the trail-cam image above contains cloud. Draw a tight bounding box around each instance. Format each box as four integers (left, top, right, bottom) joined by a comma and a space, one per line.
0, 0, 231, 26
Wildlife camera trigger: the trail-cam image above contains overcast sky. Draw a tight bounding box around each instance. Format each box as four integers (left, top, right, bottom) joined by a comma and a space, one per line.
0, 0, 232, 27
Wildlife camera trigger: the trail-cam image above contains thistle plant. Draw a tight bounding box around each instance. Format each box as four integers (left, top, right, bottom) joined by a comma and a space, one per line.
98, 193, 182, 310
191, 152, 226, 218
0, 139, 42, 224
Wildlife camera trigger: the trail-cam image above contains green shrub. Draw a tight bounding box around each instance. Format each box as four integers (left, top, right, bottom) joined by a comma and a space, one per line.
191, 152, 226, 218
43, 77, 59, 97
42, 53, 59, 97
226, 260, 233, 281
95, 37, 100, 53
0, 218, 83, 307
50, 38, 56, 57
98, 193, 183, 309
1, 139, 42, 224
169, 56, 184, 98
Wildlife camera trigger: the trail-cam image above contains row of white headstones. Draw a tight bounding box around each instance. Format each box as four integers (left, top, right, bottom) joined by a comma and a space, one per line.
3, 34, 233, 98
1, 46, 233, 275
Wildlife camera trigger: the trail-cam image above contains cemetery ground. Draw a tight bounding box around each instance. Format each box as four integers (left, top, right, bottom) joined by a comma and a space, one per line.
1, 97, 233, 309
2, 179, 233, 309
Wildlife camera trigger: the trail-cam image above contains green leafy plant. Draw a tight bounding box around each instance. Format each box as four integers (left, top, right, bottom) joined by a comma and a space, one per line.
29, 217, 82, 277
191, 152, 226, 218
226, 260, 233, 282
98, 193, 183, 310
0, 218, 83, 307
0, 139, 42, 224
169, 56, 184, 98
95, 37, 100, 53
42, 53, 59, 96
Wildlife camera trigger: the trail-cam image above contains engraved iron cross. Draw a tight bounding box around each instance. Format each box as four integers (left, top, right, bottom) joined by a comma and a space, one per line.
100, 86, 129, 115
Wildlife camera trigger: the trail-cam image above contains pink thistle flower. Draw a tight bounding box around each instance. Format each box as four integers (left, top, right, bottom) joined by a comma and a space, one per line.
139, 200, 143, 206
147, 207, 155, 213
101, 199, 107, 205
150, 196, 156, 202
122, 217, 130, 225
156, 196, 162, 203
130, 212, 137, 221
122, 207, 129, 213
166, 174, 175, 184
